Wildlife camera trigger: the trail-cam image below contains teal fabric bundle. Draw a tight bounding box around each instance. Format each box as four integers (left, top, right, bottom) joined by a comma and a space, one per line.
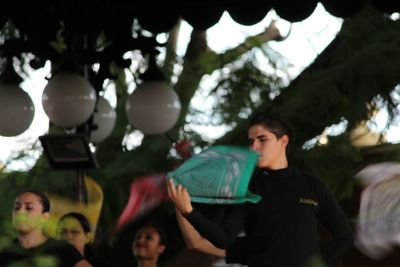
167, 145, 261, 204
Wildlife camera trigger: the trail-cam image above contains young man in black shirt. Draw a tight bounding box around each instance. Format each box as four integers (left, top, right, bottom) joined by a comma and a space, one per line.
168, 112, 354, 267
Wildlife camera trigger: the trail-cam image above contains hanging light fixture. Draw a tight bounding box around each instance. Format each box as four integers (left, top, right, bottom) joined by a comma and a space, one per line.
90, 96, 116, 143
42, 72, 97, 128
0, 57, 35, 137
126, 51, 181, 135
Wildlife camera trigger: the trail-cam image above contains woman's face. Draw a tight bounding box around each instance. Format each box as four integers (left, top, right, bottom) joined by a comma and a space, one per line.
58, 217, 90, 254
248, 124, 288, 169
12, 192, 48, 234
132, 226, 165, 261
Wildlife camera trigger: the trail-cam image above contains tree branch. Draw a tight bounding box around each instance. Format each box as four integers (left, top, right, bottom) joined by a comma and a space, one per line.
207, 20, 284, 72
163, 19, 182, 84
169, 21, 285, 140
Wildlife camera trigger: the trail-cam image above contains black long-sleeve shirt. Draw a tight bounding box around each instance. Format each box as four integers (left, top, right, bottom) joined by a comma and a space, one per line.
186, 167, 354, 267
0, 238, 84, 267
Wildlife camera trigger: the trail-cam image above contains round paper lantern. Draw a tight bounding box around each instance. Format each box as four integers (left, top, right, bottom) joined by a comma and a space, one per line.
126, 81, 181, 134
0, 84, 34, 136
90, 96, 116, 143
42, 72, 97, 128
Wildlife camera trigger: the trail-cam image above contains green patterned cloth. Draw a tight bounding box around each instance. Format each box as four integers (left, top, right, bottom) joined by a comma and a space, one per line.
167, 145, 261, 204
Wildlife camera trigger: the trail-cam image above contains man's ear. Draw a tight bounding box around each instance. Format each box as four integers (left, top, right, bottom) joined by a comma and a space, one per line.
280, 135, 289, 148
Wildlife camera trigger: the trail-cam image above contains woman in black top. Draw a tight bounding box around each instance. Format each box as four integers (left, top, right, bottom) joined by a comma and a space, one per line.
168, 112, 354, 267
58, 212, 112, 267
0, 189, 92, 267
132, 224, 166, 267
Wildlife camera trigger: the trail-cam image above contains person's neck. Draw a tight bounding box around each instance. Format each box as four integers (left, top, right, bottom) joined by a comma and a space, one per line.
137, 258, 158, 267
76, 244, 86, 256
266, 157, 288, 170
18, 230, 48, 249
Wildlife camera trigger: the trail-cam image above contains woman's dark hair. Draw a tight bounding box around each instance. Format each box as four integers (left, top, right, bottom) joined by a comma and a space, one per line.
59, 212, 91, 233
16, 189, 50, 213
135, 223, 167, 246
249, 112, 294, 154
153, 224, 167, 246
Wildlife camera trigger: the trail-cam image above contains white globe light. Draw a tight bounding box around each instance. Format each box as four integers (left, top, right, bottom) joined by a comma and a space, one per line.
90, 96, 116, 143
42, 72, 97, 128
0, 84, 34, 136
125, 81, 181, 134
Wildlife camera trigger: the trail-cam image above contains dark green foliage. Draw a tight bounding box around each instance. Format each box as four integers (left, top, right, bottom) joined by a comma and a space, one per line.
301, 135, 363, 199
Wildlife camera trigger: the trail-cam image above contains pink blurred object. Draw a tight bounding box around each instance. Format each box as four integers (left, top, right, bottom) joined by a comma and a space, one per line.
174, 140, 192, 160
115, 173, 169, 231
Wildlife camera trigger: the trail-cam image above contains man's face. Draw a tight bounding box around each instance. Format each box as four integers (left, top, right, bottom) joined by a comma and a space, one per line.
248, 124, 288, 169
12, 192, 48, 234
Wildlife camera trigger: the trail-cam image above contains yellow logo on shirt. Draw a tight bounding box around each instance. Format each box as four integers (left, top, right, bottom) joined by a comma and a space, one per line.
299, 198, 318, 207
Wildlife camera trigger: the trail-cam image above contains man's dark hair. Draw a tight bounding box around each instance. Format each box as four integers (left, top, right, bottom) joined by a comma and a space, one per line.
249, 112, 294, 154
16, 189, 50, 213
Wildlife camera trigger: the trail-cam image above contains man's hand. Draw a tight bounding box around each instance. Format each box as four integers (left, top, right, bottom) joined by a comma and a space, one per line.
167, 178, 193, 215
